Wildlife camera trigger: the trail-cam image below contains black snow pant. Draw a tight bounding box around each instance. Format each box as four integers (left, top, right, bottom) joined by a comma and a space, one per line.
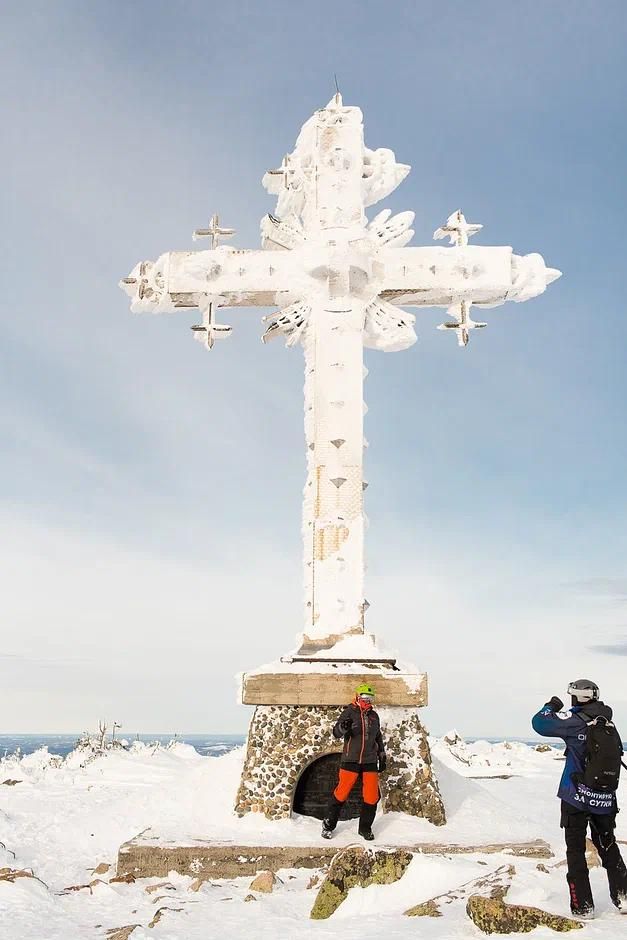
324, 793, 378, 835
561, 800, 627, 912
324, 763, 380, 833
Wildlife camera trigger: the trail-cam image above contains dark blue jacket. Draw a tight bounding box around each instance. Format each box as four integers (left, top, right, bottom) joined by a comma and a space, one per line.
532, 700, 617, 814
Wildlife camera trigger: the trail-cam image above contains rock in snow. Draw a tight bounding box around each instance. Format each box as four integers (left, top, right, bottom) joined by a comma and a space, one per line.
310, 846, 413, 919
249, 869, 277, 893
104, 928, 140, 940
466, 895, 583, 934
405, 862, 515, 916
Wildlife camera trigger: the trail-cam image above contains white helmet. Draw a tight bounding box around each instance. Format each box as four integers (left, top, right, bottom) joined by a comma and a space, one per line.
567, 679, 600, 703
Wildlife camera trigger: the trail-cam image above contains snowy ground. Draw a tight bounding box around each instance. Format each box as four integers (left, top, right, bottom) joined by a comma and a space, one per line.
1, 736, 626, 939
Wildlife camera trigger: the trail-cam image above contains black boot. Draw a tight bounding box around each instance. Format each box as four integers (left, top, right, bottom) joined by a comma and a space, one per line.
322, 796, 343, 839
358, 802, 377, 841
567, 873, 594, 919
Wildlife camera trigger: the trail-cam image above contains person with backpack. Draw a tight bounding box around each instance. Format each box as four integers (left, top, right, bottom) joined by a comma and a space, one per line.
532, 679, 627, 918
321, 683, 386, 841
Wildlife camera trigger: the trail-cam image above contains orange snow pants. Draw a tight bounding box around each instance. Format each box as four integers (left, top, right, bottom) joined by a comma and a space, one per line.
334, 768, 379, 805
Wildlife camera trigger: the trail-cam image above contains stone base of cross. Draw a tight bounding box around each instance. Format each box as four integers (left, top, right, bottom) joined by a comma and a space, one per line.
120, 95, 559, 664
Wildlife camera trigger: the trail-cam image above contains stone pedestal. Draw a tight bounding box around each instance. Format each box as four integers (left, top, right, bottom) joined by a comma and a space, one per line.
236, 664, 445, 826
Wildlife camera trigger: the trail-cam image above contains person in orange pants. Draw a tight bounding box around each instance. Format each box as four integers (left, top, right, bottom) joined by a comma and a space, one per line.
321, 683, 386, 841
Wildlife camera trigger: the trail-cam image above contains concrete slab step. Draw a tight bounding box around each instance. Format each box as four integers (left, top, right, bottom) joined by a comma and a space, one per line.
117, 831, 553, 881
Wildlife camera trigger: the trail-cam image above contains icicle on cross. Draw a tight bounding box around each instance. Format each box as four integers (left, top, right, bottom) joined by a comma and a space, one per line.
120, 95, 560, 660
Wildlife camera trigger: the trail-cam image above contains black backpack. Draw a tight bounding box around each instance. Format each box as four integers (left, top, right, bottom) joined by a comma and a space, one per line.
581, 715, 625, 792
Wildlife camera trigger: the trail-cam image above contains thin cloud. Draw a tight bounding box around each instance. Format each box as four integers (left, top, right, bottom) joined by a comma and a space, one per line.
0, 651, 92, 666
567, 579, 627, 601
588, 640, 627, 657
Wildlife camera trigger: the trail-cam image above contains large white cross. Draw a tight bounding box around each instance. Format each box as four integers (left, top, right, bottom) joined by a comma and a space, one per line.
120, 95, 560, 661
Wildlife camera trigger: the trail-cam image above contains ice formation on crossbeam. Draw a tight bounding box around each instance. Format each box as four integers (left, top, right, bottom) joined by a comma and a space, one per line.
119, 94, 561, 660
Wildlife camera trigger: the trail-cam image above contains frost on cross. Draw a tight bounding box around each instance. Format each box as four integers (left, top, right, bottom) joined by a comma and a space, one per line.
120, 94, 561, 661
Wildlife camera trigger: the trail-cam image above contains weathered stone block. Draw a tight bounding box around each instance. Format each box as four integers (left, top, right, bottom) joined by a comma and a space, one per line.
241, 670, 427, 706
117, 835, 552, 881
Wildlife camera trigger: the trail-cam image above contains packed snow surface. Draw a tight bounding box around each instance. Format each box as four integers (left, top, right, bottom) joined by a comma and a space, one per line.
1, 736, 626, 938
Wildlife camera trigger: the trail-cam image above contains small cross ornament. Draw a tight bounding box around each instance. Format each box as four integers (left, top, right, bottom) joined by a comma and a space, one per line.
266, 155, 297, 190
192, 213, 236, 248
433, 209, 483, 247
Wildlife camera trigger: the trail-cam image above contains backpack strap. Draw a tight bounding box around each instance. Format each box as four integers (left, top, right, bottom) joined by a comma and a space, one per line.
579, 711, 601, 725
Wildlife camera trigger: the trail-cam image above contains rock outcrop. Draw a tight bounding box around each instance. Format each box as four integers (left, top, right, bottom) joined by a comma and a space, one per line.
310, 845, 412, 919
466, 896, 583, 934
405, 863, 515, 917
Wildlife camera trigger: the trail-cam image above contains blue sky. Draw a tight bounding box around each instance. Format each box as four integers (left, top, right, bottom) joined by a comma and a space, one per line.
1, 1, 626, 735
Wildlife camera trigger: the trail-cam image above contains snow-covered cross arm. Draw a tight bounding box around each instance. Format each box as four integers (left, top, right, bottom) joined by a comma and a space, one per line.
119, 203, 560, 355
120, 95, 561, 659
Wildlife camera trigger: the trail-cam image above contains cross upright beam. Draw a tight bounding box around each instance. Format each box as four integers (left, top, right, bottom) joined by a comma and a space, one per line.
120, 95, 560, 662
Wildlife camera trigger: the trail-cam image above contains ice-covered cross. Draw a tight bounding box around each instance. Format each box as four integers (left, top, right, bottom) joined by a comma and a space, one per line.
120, 95, 560, 662
192, 213, 235, 248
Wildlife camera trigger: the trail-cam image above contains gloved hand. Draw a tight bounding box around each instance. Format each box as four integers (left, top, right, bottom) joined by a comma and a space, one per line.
546, 696, 564, 712
378, 754, 387, 773
339, 717, 352, 734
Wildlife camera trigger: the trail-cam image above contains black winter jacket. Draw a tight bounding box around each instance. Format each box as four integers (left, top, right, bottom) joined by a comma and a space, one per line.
333, 702, 385, 766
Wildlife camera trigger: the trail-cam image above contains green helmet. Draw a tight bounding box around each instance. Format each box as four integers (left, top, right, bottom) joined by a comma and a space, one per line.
356, 683, 375, 697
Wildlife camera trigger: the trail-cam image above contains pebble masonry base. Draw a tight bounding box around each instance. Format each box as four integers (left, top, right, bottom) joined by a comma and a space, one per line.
235, 697, 446, 825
